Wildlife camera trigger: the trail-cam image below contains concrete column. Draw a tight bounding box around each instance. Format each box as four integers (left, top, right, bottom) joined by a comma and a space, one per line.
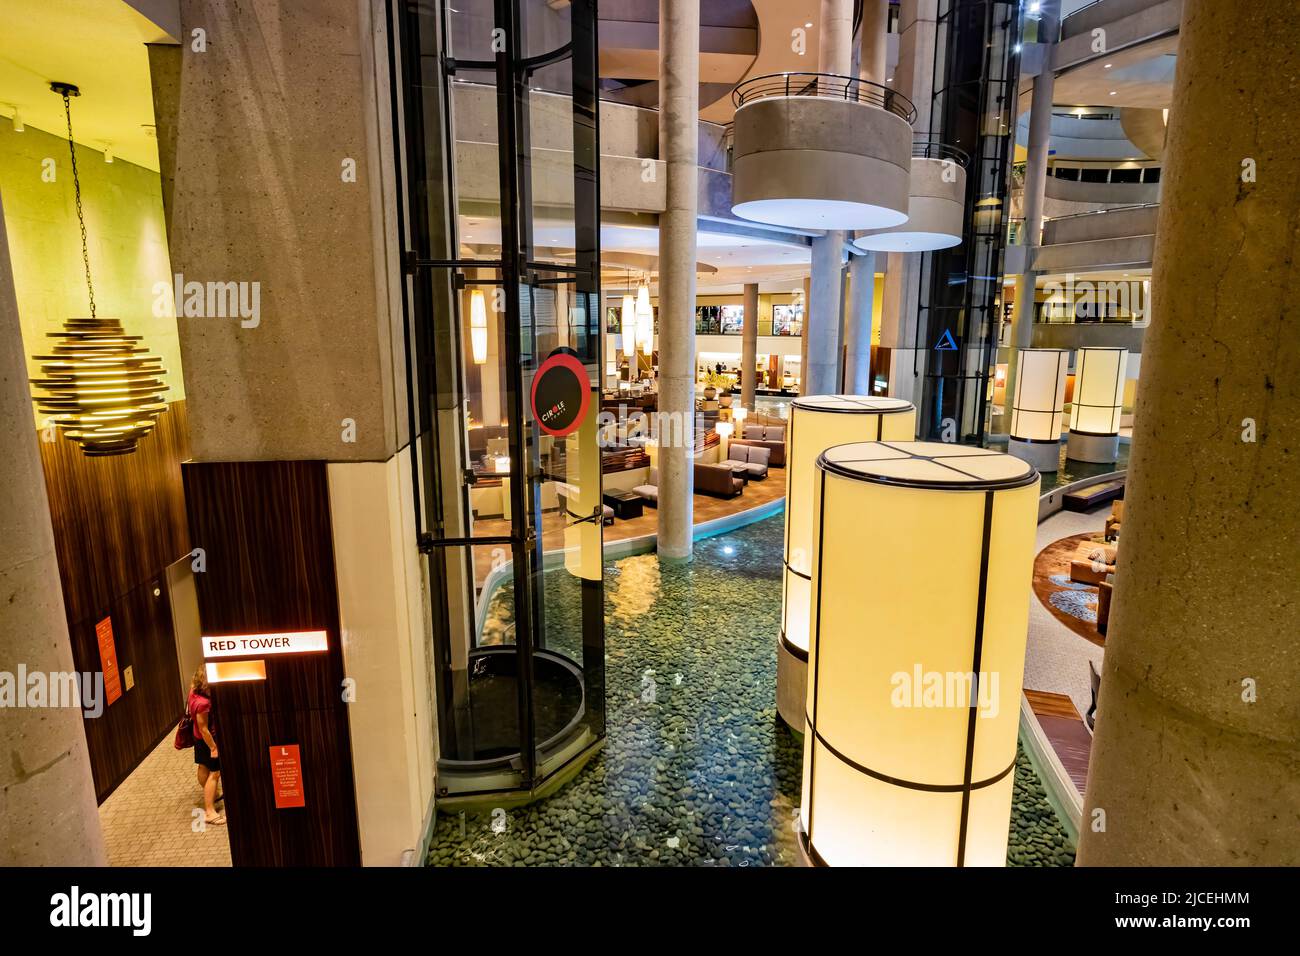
844, 251, 876, 394
802, 0, 855, 398
818, 0, 855, 76
798, 276, 811, 394
0, 195, 106, 866
1078, 0, 1300, 866
880, 0, 936, 411
1004, 0, 1060, 426
859, 0, 890, 85
741, 282, 758, 410
656, 0, 699, 562
807, 234, 844, 395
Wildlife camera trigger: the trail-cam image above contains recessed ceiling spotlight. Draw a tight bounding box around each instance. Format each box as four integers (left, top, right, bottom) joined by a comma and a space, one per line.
804, 21, 813, 28
1109, 90, 1117, 96
1104, 63, 1113, 69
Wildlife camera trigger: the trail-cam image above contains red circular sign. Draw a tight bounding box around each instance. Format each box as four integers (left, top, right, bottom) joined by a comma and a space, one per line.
530, 351, 591, 438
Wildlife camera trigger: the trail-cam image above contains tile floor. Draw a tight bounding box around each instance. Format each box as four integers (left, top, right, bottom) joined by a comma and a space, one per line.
98, 735, 231, 867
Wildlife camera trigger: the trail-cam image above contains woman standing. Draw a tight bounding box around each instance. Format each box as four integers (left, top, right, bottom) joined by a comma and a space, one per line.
188, 667, 224, 826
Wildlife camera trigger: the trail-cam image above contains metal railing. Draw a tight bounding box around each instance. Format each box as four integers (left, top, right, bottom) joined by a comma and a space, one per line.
1042, 201, 1160, 224
913, 134, 970, 167
731, 72, 917, 124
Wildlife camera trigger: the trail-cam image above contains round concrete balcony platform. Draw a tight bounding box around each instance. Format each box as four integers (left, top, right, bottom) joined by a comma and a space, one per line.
730, 73, 915, 231
854, 139, 968, 252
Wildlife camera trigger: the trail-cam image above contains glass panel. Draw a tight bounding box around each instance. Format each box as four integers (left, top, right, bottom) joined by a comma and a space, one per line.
395, 0, 604, 797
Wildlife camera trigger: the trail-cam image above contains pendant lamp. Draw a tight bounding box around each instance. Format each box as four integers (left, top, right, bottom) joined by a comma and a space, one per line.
29, 83, 168, 457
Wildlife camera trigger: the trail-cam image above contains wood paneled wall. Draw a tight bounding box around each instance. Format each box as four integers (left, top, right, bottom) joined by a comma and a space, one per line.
183, 460, 360, 867
38, 401, 191, 800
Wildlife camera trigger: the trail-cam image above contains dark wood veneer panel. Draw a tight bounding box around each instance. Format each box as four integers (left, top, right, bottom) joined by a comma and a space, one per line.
38, 401, 191, 801
182, 460, 360, 866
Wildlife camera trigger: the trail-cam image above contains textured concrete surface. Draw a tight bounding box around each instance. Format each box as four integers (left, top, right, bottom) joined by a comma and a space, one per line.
655, 0, 700, 561
162, 0, 401, 461
1079, 0, 1300, 865
0, 195, 106, 866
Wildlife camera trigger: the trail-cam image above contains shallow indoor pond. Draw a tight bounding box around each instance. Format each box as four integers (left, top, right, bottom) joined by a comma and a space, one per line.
428, 514, 1076, 867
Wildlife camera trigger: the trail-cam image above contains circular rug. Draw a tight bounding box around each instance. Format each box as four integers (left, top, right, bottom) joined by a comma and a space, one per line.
1032, 532, 1107, 648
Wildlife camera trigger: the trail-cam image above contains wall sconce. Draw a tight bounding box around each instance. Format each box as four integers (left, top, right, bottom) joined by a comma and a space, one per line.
1008, 348, 1069, 473
470, 288, 488, 365
800, 440, 1038, 866
780, 395, 916, 732
1067, 347, 1127, 464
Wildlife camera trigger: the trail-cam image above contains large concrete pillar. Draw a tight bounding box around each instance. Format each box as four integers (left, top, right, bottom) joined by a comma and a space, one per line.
859, 0, 890, 85
656, 0, 700, 561
1078, 0, 1300, 866
799, 275, 811, 394
807, 235, 844, 395
803, 0, 855, 398
0, 196, 107, 866
158, 0, 435, 865
818, 0, 854, 76
880, 0, 937, 413
741, 282, 758, 410
1005, 0, 1060, 427
844, 251, 876, 394
841, 0, 889, 396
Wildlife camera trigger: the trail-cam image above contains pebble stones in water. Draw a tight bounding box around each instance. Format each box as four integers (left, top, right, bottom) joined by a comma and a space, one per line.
427, 515, 1077, 867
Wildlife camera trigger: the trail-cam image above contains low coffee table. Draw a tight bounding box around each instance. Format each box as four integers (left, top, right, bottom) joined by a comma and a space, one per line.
603, 491, 645, 520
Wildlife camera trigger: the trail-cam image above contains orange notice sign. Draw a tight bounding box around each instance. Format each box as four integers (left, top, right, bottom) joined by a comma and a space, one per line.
95, 617, 122, 706
269, 745, 305, 809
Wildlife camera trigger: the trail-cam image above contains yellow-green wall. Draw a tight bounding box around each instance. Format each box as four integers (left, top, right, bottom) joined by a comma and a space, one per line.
0, 122, 182, 426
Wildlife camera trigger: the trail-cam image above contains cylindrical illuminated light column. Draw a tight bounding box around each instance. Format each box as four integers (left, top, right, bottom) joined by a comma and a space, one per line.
780, 396, 916, 732
1008, 347, 1069, 473
1066, 347, 1128, 463
800, 441, 1039, 866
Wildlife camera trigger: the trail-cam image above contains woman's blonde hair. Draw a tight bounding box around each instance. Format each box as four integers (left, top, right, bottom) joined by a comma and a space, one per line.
191, 666, 210, 696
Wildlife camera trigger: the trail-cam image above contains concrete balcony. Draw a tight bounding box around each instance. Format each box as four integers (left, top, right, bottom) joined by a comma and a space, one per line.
1057, 0, 1184, 73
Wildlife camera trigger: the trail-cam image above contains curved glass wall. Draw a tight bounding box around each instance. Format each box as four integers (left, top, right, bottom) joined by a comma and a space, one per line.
390, 0, 605, 800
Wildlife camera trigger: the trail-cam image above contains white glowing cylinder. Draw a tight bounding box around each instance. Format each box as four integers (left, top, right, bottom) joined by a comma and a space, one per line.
800, 441, 1039, 866
1070, 347, 1128, 437
782, 396, 916, 658
1009, 348, 1069, 443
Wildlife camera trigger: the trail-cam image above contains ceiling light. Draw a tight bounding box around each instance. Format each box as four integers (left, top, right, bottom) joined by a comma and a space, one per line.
1104, 63, 1113, 69
1109, 90, 1117, 96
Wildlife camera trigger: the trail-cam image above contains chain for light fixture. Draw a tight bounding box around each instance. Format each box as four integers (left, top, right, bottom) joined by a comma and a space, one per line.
29, 83, 169, 457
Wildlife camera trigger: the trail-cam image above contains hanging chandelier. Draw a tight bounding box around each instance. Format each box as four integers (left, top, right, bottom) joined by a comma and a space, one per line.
29, 82, 168, 457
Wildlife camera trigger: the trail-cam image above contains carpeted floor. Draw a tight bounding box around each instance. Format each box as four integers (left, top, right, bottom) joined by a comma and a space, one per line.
1032, 532, 1108, 648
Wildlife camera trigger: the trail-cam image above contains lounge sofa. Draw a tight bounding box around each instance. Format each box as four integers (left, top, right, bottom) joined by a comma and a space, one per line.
632, 467, 659, 506
631, 462, 744, 503
1070, 541, 1117, 586
720, 443, 771, 479
695, 461, 744, 498
1105, 500, 1123, 541
731, 423, 786, 468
